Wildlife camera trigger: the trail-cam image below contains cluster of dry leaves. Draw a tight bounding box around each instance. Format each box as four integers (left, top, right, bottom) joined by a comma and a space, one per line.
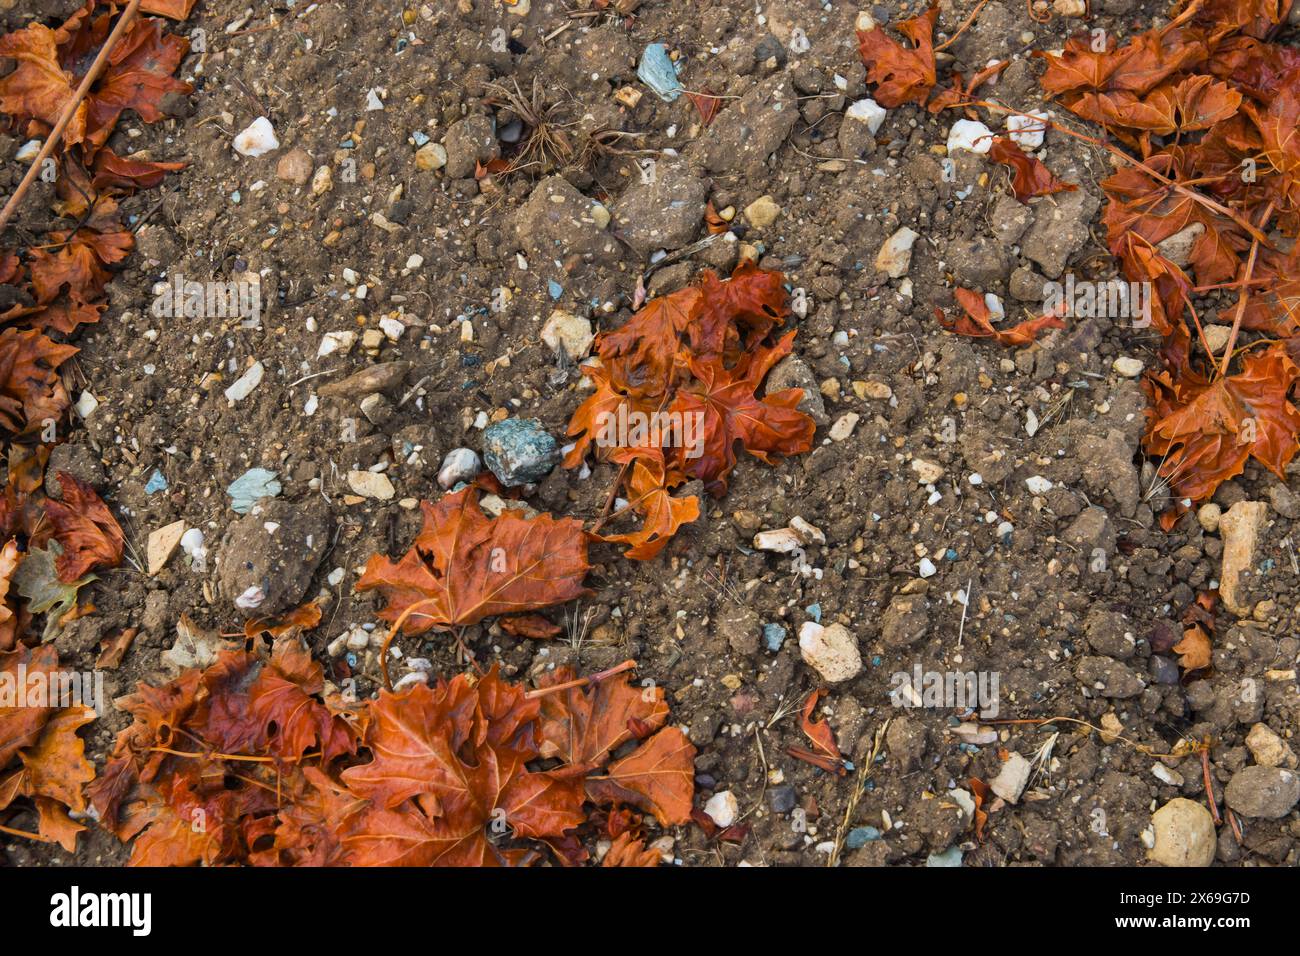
857, 8, 1097, 349
316, 263, 821, 863
0, 643, 96, 850
1039, 0, 1300, 507
860, 0, 1300, 507
859, 4, 1080, 202
0, 1, 194, 847
0, 2, 706, 866
563, 261, 816, 559
87, 630, 693, 867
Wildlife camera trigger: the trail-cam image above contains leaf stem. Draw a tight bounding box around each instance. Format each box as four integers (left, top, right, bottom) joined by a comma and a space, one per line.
148, 746, 282, 763
1216, 201, 1273, 379
0, 822, 53, 843
377, 597, 443, 690
1200, 740, 1222, 825
935, 0, 990, 52
524, 659, 637, 699
591, 459, 632, 535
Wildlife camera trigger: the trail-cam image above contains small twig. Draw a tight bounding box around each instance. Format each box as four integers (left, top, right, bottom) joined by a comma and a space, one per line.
541, 20, 574, 43
227, 20, 280, 38
935, 0, 990, 51
1226, 807, 1243, 843
966, 97, 1269, 245
0, 0, 143, 236
148, 746, 285, 764
828, 719, 890, 867
985, 715, 1181, 757
1200, 741, 1222, 825
956, 577, 972, 648
590, 459, 632, 534
377, 597, 441, 689
397, 374, 431, 407
1183, 293, 1218, 371
287, 369, 338, 388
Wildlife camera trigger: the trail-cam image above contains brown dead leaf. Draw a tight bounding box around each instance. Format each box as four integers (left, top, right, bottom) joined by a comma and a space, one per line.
1174, 624, 1214, 672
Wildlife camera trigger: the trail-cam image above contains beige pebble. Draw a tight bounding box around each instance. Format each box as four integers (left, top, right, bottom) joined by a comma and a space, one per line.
147, 520, 186, 576
1149, 798, 1216, 867
829, 412, 860, 441
743, 195, 781, 229
1219, 500, 1268, 616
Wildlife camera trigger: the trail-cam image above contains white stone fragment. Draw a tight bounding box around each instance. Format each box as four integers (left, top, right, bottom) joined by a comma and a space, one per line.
347, 470, 395, 500
438, 448, 481, 489
990, 752, 1032, 803
317, 330, 356, 357
541, 310, 595, 360
1113, 356, 1145, 377
829, 412, 860, 441
1025, 475, 1053, 495
798, 621, 862, 683
875, 226, 920, 278
845, 97, 887, 135
703, 790, 739, 827
233, 117, 279, 157
948, 119, 994, 154
1006, 110, 1049, 150
224, 361, 264, 403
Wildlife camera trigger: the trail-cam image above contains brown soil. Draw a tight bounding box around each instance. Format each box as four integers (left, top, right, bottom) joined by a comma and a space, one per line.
4, 0, 1300, 868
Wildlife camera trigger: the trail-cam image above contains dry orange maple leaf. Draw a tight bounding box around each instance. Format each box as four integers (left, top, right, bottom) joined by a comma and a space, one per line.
357, 486, 589, 639
78, 16, 193, 151
936, 287, 1066, 347
498, 613, 563, 639
0, 328, 78, 436
603, 829, 662, 867
3, 705, 96, 850
786, 687, 847, 775
585, 725, 696, 825
336, 666, 588, 866
0, 645, 96, 851
598, 448, 701, 560
29, 227, 133, 305
535, 664, 669, 767
90, 147, 187, 191
566, 261, 812, 556
856, 5, 940, 108
1037, 26, 1209, 101
126, 762, 278, 866
142, 0, 198, 19
587, 261, 788, 405
0, 539, 20, 650
0, 23, 85, 142
91, 635, 695, 866
40, 472, 124, 582
0, 644, 60, 766
1144, 344, 1300, 501
672, 331, 815, 495
1100, 148, 1245, 289
987, 137, 1078, 201
247, 637, 359, 763
1174, 624, 1214, 673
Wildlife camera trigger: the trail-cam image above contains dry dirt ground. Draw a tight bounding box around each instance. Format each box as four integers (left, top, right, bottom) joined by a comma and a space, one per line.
4, 0, 1300, 867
